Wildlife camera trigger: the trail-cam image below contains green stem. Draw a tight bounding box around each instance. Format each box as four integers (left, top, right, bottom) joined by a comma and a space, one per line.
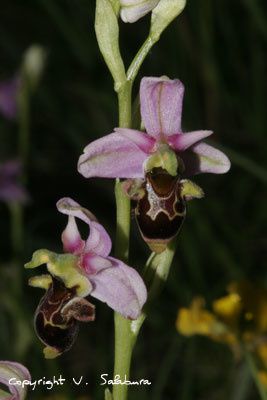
117, 82, 132, 128
113, 314, 137, 400
112, 241, 177, 400
245, 348, 267, 400
114, 81, 132, 262
115, 179, 131, 262
127, 35, 156, 83
113, 78, 133, 400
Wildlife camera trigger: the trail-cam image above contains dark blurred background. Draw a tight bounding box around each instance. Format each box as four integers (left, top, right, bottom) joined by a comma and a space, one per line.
0, 0, 267, 399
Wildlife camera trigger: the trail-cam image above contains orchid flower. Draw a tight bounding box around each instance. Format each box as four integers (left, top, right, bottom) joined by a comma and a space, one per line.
0, 160, 28, 204
25, 197, 147, 358
0, 77, 19, 120
78, 76, 230, 180
120, 0, 160, 23
0, 361, 30, 400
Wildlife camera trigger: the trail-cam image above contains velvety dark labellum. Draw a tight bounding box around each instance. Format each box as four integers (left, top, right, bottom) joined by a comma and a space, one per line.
135, 167, 186, 253
34, 277, 95, 355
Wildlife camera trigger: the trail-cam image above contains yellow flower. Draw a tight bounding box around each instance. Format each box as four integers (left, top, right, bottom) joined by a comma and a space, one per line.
213, 292, 241, 329
176, 297, 230, 341
176, 281, 267, 353
258, 370, 267, 389
177, 298, 216, 336
257, 342, 267, 368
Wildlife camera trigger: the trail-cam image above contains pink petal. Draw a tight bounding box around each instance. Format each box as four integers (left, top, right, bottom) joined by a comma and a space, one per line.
181, 142, 231, 176
78, 132, 148, 179
168, 130, 213, 151
82, 253, 112, 275
115, 128, 155, 153
61, 216, 85, 254
89, 257, 147, 320
57, 197, 97, 224
0, 361, 31, 400
84, 221, 112, 257
140, 77, 184, 140
57, 198, 112, 257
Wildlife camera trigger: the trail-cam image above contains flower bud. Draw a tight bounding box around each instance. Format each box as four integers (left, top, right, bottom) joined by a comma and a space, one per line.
150, 0, 186, 41
21, 45, 46, 91
120, 0, 160, 23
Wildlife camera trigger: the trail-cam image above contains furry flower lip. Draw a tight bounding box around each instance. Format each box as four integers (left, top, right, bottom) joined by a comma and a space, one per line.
126, 166, 203, 253
25, 198, 147, 359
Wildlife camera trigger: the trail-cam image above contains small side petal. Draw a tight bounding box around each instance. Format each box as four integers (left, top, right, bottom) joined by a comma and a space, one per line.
120, 0, 160, 23
168, 130, 213, 151
57, 198, 112, 257
0, 361, 31, 400
78, 132, 148, 179
61, 216, 85, 254
90, 258, 147, 319
181, 142, 231, 175
140, 77, 184, 139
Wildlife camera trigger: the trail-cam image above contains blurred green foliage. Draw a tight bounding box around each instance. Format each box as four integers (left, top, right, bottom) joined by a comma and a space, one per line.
0, 0, 267, 399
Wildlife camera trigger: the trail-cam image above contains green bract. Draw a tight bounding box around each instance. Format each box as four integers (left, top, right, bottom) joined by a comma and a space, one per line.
150, 0, 186, 41
95, 0, 126, 90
